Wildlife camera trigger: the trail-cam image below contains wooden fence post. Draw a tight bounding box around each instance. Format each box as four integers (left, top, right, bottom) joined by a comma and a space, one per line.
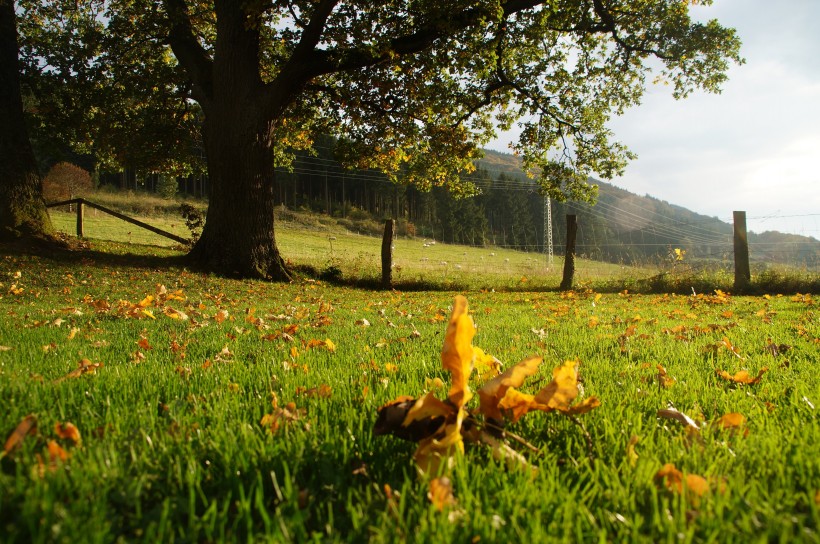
76, 199, 84, 238
733, 210, 751, 292
559, 214, 577, 291
381, 219, 395, 289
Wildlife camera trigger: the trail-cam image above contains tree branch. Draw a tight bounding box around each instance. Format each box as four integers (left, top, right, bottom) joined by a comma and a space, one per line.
303, 0, 543, 78
163, 0, 213, 106
590, 0, 673, 61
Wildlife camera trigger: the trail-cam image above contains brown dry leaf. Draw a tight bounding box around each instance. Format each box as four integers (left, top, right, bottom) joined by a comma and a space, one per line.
721, 337, 743, 359
716, 367, 767, 385
478, 356, 542, 420
54, 422, 81, 445
306, 338, 336, 352
715, 412, 745, 428
4, 414, 37, 454
137, 336, 152, 351
564, 396, 601, 415
215, 309, 229, 323
657, 407, 700, 430
374, 396, 447, 442
47, 439, 70, 463
260, 402, 305, 434
295, 384, 332, 398
55, 359, 104, 383
764, 340, 791, 357
428, 477, 457, 511
413, 410, 465, 476
441, 295, 475, 408
656, 364, 676, 388
0, 345, 12, 351
403, 392, 453, 427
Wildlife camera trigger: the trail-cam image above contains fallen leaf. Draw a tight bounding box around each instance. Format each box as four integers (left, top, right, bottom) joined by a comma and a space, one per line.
657, 407, 700, 430
656, 364, 676, 388
714, 412, 747, 436
441, 296, 475, 408
716, 367, 767, 385
478, 356, 541, 420
654, 463, 709, 498
4, 414, 37, 454
295, 384, 332, 398
534, 360, 581, 411
54, 422, 81, 445
164, 307, 189, 320
55, 359, 104, 383
428, 477, 457, 511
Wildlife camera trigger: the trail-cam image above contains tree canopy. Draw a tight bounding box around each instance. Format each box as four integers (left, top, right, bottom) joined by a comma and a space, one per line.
9, 0, 743, 278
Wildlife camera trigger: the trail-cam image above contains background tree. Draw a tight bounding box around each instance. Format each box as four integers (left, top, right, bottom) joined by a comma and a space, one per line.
15, 1, 742, 279
41, 161, 93, 201
0, 0, 53, 241
17, 0, 204, 183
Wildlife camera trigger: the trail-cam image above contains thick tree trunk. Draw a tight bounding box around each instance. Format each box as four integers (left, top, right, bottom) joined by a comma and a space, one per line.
188, 108, 290, 280
0, 1, 54, 240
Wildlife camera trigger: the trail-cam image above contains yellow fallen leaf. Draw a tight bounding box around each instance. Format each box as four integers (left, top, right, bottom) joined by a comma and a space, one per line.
441, 296, 475, 408
478, 356, 541, 420
164, 307, 189, 320
534, 360, 581, 411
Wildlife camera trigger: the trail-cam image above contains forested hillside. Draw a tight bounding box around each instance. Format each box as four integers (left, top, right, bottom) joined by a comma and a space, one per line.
95, 142, 817, 270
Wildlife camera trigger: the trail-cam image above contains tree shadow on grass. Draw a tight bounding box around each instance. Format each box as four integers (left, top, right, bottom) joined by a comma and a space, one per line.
0, 236, 190, 273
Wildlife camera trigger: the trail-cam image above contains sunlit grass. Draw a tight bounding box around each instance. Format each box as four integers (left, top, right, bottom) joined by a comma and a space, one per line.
0, 247, 818, 542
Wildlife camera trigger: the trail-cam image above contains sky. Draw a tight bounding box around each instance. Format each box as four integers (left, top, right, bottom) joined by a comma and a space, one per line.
487, 0, 820, 239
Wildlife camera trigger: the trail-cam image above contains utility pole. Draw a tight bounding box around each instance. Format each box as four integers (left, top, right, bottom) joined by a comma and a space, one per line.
544, 195, 554, 268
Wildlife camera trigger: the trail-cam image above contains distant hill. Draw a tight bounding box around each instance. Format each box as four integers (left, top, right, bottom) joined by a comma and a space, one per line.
476, 149, 820, 269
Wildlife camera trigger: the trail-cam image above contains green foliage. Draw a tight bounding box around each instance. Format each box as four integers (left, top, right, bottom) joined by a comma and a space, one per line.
178, 202, 204, 245
17, 0, 204, 177
156, 175, 178, 199
16, 0, 743, 200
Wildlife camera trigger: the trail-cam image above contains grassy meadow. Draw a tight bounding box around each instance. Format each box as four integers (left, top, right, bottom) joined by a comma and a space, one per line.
48, 201, 690, 293
1, 228, 819, 542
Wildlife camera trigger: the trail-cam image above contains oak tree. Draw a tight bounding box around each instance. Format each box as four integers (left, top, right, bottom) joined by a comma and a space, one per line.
13, 1, 743, 279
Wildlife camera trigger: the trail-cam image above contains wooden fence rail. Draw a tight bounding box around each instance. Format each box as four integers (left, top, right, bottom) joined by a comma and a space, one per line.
46, 198, 189, 245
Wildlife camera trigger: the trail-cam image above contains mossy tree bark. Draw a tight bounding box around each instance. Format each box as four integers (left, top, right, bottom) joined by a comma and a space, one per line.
0, 1, 53, 241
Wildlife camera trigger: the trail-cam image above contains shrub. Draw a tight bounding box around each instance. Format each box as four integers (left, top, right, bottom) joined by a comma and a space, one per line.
42, 162, 93, 202
157, 175, 179, 199
179, 203, 205, 246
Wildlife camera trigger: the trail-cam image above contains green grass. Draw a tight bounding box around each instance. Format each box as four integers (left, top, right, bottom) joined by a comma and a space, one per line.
0, 243, 818, 543
49, 202, 659, 292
